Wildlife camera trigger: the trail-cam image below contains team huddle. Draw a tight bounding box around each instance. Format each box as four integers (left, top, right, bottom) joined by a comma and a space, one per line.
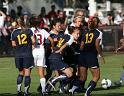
11, 9, 105, 96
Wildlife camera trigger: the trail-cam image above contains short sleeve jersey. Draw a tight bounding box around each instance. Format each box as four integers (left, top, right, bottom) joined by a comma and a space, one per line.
81, 28, 100, 53
53, 34, 71, 51
31, 27, 50, 48
11, 28, 33, 58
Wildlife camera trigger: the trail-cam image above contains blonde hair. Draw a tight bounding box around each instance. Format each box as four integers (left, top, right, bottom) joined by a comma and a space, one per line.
74, 8, 85, 17
73, 16, 82, 22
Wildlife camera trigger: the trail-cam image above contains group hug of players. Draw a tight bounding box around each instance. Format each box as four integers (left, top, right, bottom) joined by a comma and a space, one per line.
11, 10, 105, 96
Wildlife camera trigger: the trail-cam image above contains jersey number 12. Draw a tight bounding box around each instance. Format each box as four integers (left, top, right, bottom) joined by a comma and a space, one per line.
17, 34, 27, 45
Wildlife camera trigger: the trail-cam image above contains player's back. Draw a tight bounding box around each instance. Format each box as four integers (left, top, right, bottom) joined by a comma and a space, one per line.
11, 28, 33, 58
31, 27, 50, 48
81, 28, 100, 53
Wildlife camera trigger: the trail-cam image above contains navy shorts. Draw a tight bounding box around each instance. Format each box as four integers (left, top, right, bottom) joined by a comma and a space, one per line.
78, 52, 99, 68
49, 53, 69, 71
15, 57, 34, 69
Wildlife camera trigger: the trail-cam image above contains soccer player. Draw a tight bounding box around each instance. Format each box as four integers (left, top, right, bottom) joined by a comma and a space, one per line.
46, 27, 80, 93
30, 17, 54, 95
114, 38, 124, 86
78, 17, 104, 96
11, 17, 35, 96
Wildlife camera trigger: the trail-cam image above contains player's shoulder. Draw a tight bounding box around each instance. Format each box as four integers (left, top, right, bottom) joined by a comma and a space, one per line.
11, 28, 21, 35
63, 34, 72, 41
95, 28, 103, 34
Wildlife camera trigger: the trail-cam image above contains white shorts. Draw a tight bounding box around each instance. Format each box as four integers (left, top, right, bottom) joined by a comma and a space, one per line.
33, 46, 46, 67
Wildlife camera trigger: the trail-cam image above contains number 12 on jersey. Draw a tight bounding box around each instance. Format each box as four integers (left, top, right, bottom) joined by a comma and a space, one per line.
17, 34, 27, 45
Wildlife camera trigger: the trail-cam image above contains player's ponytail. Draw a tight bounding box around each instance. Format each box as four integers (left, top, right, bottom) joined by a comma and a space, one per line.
16, 17, 28, 33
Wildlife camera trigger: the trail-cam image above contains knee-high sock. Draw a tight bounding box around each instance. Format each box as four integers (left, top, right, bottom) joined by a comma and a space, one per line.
40, 78, 46, 93
120, 70, 124, 80
24, 76, 31, 94
71, 79, 85, 91
85, 80, 96, 96
46, 74, 68, 91
17, 75, 23, 92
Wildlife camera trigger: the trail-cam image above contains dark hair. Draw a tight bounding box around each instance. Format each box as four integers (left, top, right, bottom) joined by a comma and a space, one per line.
50, 19, 61, 30
68, 26, 80, 34
16, 17, 28, 33
29, 16, 41, 27
93, 17, 100, 24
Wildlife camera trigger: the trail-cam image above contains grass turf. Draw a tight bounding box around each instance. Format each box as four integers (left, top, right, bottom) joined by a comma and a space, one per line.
0, 52, 124, 96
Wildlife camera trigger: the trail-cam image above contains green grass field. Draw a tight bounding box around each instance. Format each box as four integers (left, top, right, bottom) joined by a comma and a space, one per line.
0, 53, 124, 96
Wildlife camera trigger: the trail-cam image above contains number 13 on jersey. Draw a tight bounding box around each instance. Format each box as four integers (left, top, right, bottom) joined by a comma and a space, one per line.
85, 33, 94, 44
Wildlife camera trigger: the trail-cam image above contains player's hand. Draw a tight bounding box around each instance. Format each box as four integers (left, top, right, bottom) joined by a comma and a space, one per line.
55, 50, 61, 54
115, 48, 120, 53
101, 56, 105, 64
32, 45, 35, 50
98, 55, 105, 64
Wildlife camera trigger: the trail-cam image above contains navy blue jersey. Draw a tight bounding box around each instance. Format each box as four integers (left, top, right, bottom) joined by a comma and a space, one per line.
53, 34, 71, 51
11, 28, 33, 58
80, 28, 100, 53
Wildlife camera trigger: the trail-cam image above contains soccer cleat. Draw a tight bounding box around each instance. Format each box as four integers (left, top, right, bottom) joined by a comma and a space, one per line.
59, 87, 66, 93
17, 91, 23, 96
84, 88, 91, 96
37, 84, 42, 92
114, 80, 122, 86
24, 93, 28, 96
46, 80, 56, 92
84, 93, 90, 96
68, 88, 78, 95
40, 92, 48, 96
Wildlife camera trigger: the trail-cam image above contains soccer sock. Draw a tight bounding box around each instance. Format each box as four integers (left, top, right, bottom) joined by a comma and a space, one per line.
24, 76, 31, 94
70, 79, 85, 92
79, 80, 86, 89
85, 80, 96, 95
120, 70, 124, 81
40, 78, 46, 93
46, 74, 67, 91
51, 74, 67, 84
17, 74, 23, 92
59, 76, 69, 91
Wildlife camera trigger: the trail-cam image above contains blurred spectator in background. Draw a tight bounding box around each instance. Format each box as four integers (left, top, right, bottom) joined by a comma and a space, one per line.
0, 10, 6, 55
38, 7, 50, 30
47, 5, 57, 24
0, 10, 6, 35
10, 9, 17, 20
17, 5, 23, 17
114, 10, 123, 25
23, 11, 30, 27
101, 13, 114, 26
2, 15, 13, 55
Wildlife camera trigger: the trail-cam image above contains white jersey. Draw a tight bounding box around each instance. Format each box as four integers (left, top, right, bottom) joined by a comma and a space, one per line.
64, 23, 75, 34
31, 27, 50, 48
31, 27, 50, 67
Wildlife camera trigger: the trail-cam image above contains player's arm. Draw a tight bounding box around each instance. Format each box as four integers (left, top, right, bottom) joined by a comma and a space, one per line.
11, 31, 16, 47
31, 35, 35, 49
55, 35, 74, 53
95, 38, 105, 64
80, 41, 84, 50
11, 40, 16, 47
48, 36, 54, 50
